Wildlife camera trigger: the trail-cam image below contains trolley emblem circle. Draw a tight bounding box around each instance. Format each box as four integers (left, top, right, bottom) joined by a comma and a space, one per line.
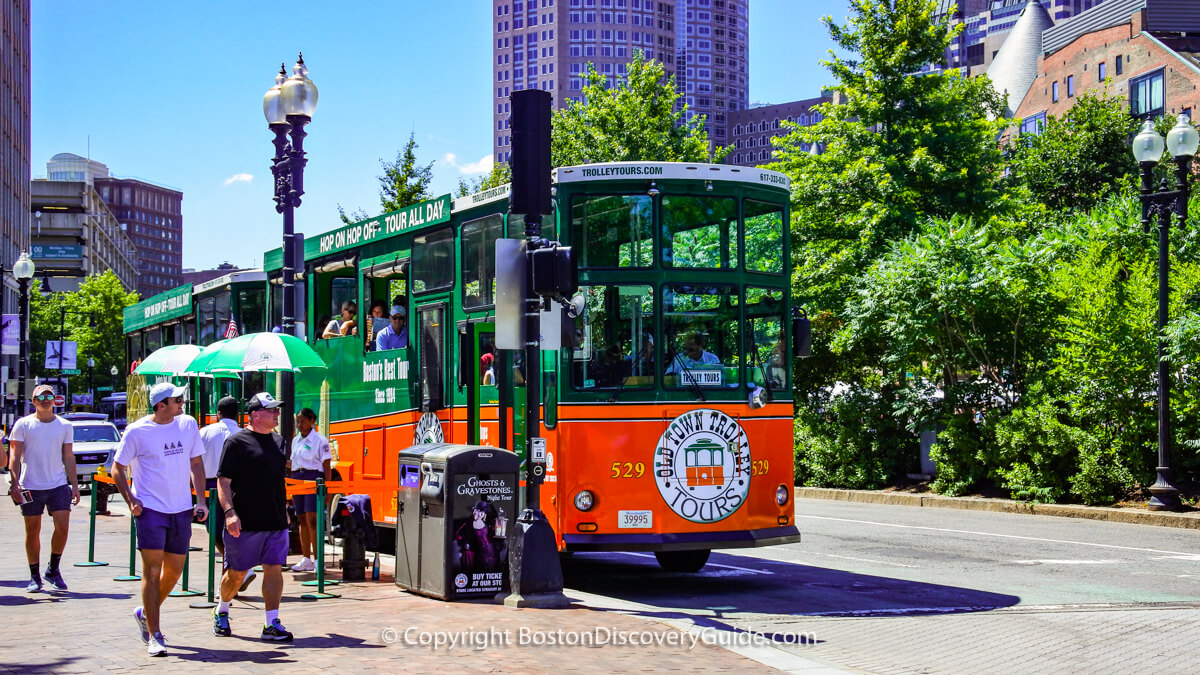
654, 409, 750, 524
414, 412, 444, 445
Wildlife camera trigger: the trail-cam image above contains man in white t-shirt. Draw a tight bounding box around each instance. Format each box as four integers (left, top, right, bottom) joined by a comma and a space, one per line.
199, 397, 241, 485
8, 384, 78, 593
112, 382, 207, 658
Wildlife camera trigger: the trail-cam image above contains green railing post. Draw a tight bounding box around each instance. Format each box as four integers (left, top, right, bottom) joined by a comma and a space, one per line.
113, 513, 140, 581
301, 476, 339, 599
189, 489, 218, 608
74, 481, 108, 567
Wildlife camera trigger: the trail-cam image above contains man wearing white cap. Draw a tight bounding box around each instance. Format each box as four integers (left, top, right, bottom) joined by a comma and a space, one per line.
375, 304, 408, 351
112, 382, 207, 657
8, 383, 78, 593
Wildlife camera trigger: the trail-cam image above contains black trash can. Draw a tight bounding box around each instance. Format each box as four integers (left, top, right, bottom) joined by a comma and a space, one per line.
395, 444, 519, 600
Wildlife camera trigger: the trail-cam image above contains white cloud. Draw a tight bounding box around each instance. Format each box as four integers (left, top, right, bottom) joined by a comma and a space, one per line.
441, 153, 493, 175
222, 173, 253, 186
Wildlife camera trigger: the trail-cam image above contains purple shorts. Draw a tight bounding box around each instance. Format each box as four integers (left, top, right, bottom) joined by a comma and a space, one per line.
135, 508, 193, 555
291, 469, 323, 514
19, 484, 72, 516
223, 528, 288, 572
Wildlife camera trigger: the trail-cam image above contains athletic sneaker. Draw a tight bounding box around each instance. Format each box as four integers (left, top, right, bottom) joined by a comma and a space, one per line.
148, 632, 166, 657
238, 569, 257, 592
133, 606, 150, 644
44, 568, 68, 591
212, 609, 231, 637
25, 577, 43, 593
261, 618, 294, 642
290, 558, 315, 572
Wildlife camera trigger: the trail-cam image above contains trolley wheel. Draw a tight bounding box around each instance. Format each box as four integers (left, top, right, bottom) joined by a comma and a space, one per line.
654, 549, 710, 573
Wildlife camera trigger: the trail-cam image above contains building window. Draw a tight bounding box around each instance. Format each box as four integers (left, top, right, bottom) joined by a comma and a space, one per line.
1052, 81, 1059, 103
1098, 62, 1106, 82
1115, 55, 1123, 75
1067, 75, 1074, 98
1130, 69, 1165, 120
1020, 112, 1047, 136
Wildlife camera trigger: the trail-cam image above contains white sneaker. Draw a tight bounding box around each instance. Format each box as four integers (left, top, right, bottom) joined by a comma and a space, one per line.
148, 632, 166, 657
238, 569, 257, 592
289, 558, 312, 572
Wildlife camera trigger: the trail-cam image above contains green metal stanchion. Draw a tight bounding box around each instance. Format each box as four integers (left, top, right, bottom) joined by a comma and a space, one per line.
74, 481, 109, 567
302, 477, 339, 599
113, 514, 140, 581
189, 490, 218, 609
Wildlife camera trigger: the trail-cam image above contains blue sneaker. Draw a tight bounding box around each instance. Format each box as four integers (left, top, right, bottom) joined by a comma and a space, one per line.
26, 576, 43, 593
261, 618, 293, 642
212, 609, 231, 637
44, 568, 68, 592
133, 606, 149, 644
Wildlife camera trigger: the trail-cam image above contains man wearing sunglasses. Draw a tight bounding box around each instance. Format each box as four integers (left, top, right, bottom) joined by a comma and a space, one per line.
8, 384, 78, 593
112, 382, 207, 657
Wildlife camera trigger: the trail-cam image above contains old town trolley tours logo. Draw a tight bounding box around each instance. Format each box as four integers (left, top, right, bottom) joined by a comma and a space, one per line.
654, 408, 751, 523
414, 412, 444, 445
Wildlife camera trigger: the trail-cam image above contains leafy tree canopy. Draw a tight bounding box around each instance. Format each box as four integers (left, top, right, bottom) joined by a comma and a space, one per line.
772, 0, 1008, 310
1003, 90, 1139, 212
338, 131, 434, 224
456, 162, 512, 198
551, 50, 730, 166
29, 270, 138, 391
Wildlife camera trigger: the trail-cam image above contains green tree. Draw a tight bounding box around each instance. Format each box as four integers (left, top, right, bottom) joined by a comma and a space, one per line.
551, 50, 730, 166
29, 271, 138, 396
773, 0, 1008, 312
1003, 90, 1139, 212
338, 131, 434, 224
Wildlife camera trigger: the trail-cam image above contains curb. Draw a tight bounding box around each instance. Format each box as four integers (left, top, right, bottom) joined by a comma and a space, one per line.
794, 487, 1200, 530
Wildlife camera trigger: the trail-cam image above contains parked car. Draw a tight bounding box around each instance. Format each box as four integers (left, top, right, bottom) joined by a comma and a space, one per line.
63, 413, 120, 495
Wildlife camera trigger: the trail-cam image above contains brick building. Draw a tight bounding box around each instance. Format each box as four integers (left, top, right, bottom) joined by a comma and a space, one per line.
1011, 0, 1200, 133
726, 95, 829, 167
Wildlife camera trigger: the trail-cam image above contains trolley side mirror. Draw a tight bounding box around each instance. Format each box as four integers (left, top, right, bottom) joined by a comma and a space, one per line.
793, 309, 811, 358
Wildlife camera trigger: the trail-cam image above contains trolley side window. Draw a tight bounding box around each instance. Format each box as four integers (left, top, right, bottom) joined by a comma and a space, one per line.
197, 296, 216, 345
743, 200, 784, 274
746, 287, 788, 391
413, 227, 455, 294
462, 215, 503, 310
662, 195, 737, 269
571, 284, 654, 390
570, 194, 653, 269
238, 287, 267, 334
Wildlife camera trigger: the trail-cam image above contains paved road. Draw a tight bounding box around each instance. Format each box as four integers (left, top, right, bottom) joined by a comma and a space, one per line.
563, 499, 1200, 673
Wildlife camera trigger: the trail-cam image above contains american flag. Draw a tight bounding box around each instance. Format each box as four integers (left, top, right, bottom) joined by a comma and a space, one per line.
223, 316, 239, 339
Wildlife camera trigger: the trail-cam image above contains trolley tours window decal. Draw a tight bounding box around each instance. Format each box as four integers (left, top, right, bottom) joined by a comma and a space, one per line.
654, 408, 750, 523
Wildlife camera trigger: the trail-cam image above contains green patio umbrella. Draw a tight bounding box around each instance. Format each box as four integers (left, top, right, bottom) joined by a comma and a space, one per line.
201, 332, 327, 373
183, 339, 241, 379
133, 344, 204, 376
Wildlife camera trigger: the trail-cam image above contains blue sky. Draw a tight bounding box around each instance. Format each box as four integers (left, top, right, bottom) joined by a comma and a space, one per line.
32, 1, 850, 272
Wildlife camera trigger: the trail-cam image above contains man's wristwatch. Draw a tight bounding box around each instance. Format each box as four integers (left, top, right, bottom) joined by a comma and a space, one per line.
224, 507, 236, 515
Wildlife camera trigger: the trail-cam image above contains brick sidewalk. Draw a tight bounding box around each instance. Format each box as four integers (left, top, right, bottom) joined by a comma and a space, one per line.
0, 481, 779, 673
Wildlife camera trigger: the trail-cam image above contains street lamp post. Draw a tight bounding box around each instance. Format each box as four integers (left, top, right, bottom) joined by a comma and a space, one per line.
12, 252, 35, 418
110, 364, 119, 393
88, 357, 94, 411
263, 54, 318, 445
1131, 114, 1200, 512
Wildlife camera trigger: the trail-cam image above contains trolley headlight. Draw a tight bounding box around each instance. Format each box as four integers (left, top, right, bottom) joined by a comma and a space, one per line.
776, 484, 789, 506
574, 490, 595, 512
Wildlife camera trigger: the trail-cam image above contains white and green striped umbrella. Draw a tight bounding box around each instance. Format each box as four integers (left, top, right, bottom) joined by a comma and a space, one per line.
182, 339, 241, 379
201, 332, 327, 373
134, 344, 204, 376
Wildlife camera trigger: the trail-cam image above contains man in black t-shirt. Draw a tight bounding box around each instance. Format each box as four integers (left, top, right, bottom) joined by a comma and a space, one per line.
213, 392, 293, 642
